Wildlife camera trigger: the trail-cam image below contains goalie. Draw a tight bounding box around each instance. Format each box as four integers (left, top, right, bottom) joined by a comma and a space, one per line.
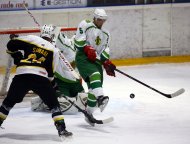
31, 26, 87, 114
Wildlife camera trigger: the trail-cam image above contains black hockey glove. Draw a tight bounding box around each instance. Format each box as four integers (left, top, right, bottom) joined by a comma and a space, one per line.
51, 79, 59, 90
10, 51, 23, 65
103, 60, 116, 77
51, 79, 61, 96
9, 34, 19, 40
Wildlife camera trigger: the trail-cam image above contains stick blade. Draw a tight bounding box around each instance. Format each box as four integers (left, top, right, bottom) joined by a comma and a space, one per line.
101, 117, 114, 124
170, 88, 185, 98
93, 116, 114, 125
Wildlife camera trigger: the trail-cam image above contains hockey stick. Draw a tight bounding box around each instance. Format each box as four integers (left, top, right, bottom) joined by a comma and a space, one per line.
23, 4, 40, 28
58, 51, 80, 79
62, 95, 114, 125
115, 68, 185, 98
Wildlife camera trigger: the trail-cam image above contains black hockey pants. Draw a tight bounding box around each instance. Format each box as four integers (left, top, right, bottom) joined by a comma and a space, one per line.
2, 74, 59, 110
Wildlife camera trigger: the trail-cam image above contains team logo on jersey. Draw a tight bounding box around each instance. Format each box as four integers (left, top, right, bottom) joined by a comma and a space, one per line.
95, 36, 101, 45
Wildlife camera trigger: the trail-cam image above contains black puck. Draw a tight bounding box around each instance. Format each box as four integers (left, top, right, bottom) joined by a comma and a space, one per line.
130, 93, 135, 99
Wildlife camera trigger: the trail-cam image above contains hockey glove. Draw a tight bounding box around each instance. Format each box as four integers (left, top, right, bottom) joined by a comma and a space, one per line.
103, 60, 116, 77
9, 34, 19, 40
10, 51, 23, 65
84, 45, 96, 62
51, 79, 59, 92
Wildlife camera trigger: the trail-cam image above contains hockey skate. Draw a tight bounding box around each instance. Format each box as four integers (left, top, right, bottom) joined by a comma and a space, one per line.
84, 112, 96, 126
0, 118, 5, 129
0, 119, 2, 127
84, 106, 96, 126
55, 120, 73, 138
84, 108, 114, 126
97, 96, 109, 112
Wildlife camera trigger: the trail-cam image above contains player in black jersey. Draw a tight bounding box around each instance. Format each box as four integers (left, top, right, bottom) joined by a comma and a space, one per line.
0, 24, 72, 138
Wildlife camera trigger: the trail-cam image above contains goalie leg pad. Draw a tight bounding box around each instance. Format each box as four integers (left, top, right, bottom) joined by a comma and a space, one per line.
58, 97, 78, 114
31, 97, 49, 111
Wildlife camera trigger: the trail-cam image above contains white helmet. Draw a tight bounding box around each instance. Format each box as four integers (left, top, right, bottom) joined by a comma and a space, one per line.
93, 8, 107, 20
40, 24, 56, 39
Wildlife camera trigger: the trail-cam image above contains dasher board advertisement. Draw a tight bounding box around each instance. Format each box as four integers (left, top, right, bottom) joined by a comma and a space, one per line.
36, 0, 87, 9
0, 0, 33, 11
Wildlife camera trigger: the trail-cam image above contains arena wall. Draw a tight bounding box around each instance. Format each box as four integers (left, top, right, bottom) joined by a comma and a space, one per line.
0, 3, 190, 66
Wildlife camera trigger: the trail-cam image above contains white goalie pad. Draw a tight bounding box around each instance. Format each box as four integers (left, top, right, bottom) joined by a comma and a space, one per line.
58, 97, 78, 114
31, 97, 50, 112
31, 93, 88, 115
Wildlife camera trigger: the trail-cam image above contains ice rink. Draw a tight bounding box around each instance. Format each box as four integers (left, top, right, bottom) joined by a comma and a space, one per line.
0, 63, 189, 144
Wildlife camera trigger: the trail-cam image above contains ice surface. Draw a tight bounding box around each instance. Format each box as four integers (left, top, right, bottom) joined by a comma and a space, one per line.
0, 63, 190, 144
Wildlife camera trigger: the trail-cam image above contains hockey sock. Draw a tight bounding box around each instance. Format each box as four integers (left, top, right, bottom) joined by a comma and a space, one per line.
89, 72, 102, 89
0, 104, 11, 125
87, 93, 97, 108
51, 107, 66, 128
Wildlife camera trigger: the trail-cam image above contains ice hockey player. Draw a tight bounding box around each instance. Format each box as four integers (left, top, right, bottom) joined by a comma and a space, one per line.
74, 8, 116, 126
55, 33, 86, 107
0, 24, 72, 138
31, 27, 87, 114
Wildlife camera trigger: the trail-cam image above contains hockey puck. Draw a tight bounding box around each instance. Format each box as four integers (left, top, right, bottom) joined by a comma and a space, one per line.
130, 93, 135, 99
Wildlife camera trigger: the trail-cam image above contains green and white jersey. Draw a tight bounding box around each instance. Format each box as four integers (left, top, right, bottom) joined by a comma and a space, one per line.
74, 20, 110, 62
57, 33, 76, 63
54, 51, 78, 83
54, 33, 79, 83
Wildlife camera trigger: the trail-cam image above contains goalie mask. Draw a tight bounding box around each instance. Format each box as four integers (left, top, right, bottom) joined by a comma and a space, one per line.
40, 24, 56, 40
93, 8, 108, 20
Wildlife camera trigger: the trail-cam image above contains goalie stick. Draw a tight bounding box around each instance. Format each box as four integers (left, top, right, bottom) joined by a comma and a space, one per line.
115, 68, 185, 98
62, 95, 114, 125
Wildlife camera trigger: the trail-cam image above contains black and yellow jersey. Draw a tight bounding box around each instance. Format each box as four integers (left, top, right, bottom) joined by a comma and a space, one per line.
7, 35, 59, 78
